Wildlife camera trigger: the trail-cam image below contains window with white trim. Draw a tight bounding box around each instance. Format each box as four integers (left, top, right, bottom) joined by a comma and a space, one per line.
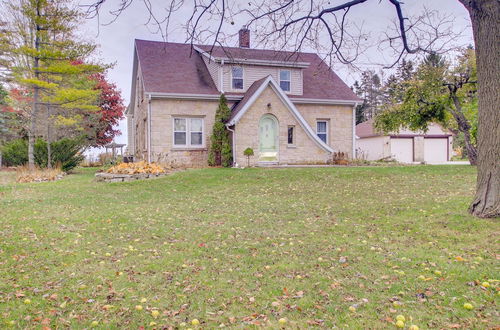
316, 120, 328, 144
279, 69, 291, 92
232, 66, 243, 90
173, 117, 204, 147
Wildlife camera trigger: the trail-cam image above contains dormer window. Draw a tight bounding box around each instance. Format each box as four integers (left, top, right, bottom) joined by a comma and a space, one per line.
232, 66, 243, 89
279, 69, 291, 92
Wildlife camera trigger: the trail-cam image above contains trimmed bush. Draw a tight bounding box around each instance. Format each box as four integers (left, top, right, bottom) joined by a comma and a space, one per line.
1, 139, 28, 167
243, 147, 254, 167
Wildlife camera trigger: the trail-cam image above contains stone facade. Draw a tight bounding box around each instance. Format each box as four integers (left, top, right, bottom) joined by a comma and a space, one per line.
149, 99, 220, 167
128, 68, 356, 167
130, 87, 355, 167
128, 64, 149, 161
296, 103, 354, 158
233, 86, 332, 166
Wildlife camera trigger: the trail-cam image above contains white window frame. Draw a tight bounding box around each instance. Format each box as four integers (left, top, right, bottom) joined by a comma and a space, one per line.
231, 66, 244, 90
316, 120, 328, 144
172, 117, 205, 148
279, 69, 291, 92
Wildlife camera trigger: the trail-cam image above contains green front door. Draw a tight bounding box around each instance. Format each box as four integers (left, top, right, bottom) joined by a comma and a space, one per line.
259, 114, 278, 162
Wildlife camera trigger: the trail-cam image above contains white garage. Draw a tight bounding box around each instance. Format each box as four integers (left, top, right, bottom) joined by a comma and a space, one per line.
356, 119, 453, 163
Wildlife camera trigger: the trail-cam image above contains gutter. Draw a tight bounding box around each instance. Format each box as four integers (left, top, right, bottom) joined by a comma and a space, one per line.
290, 98, 358, 105
226, 125, 236, 167
147, 92, 241, 101
352, 102, 358, 159
147, 94, 152, 163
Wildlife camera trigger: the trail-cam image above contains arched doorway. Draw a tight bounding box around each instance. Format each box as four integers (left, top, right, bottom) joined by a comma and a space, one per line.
259, 114, 279, 162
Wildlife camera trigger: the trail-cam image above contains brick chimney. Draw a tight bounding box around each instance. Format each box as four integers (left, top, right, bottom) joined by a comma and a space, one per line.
239, 26, 250, 48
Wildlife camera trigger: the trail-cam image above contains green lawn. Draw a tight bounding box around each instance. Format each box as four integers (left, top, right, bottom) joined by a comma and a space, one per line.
0, 166, 498, 329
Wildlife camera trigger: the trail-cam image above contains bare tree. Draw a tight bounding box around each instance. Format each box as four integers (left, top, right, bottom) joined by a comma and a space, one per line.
83, 0, 498, 218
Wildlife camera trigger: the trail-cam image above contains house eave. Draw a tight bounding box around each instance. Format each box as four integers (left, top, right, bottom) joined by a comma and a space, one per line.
147, 92, 242, 101
290, 98, 359, 105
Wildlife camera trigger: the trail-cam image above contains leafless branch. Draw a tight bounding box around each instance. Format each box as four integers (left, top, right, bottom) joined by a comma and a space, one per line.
81, 0, 467, 70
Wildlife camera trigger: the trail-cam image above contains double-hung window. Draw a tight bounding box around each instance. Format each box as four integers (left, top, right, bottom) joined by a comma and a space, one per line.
279, 69, 291, 92
173, 117, 204, 147
316, 120, 328, 144
232, 66, 244, 90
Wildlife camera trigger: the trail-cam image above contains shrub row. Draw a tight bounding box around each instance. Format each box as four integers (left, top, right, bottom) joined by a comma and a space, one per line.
1, 138, 84, 171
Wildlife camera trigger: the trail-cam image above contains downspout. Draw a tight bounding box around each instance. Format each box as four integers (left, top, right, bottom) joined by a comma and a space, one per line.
147, 94, 152, 163
352, 102, 358, 159
226, 125, 235, 167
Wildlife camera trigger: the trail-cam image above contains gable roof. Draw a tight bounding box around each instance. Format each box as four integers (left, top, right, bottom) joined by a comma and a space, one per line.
229, 76, 268, 122
135, 39, 219, 95
356, 119, 381, 138
133, 39, 360, 103
227, 75, 334, 153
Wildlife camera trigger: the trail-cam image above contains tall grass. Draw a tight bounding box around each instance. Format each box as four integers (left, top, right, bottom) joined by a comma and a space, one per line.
15, 165, 63, 183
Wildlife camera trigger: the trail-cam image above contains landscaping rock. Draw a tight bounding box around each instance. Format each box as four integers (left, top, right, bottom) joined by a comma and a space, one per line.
95, 172, 167, 183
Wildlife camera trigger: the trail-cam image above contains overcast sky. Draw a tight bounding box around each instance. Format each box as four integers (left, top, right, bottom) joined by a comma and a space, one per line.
79, 0, 473, 147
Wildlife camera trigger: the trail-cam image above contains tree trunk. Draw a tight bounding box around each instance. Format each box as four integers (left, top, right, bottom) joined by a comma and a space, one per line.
462, 130, 477, 165
29, 83, 38, 169
450, 96, 478, 165
47, 104, 52, 169
461, 0, 500, 218
29, 2, 41, 170
28, 104, 36, 169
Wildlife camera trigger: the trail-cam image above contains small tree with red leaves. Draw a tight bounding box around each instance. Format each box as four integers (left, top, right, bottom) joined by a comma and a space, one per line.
87, 72, 125, 147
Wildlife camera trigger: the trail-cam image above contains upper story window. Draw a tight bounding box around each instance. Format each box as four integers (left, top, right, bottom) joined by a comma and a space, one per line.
232, 66, 244, 90
279, 69, 291, 92
173, 117, 204, 148
316, 120, 328, 144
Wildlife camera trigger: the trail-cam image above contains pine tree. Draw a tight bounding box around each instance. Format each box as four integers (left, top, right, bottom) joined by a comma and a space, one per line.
382, 60, 415, 104
208, 94, 232, 167
423, 52, 446, 68
353, 70, 383, 122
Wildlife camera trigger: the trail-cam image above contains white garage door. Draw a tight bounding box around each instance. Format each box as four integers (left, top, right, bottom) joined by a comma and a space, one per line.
424, 138, 448, 163
390, 138, 414, 163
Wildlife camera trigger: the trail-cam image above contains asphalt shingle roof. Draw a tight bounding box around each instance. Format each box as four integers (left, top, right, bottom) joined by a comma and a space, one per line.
135, 39, 360, 102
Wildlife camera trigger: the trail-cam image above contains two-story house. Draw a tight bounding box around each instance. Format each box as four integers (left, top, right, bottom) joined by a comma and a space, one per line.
126, 28, 360, 167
